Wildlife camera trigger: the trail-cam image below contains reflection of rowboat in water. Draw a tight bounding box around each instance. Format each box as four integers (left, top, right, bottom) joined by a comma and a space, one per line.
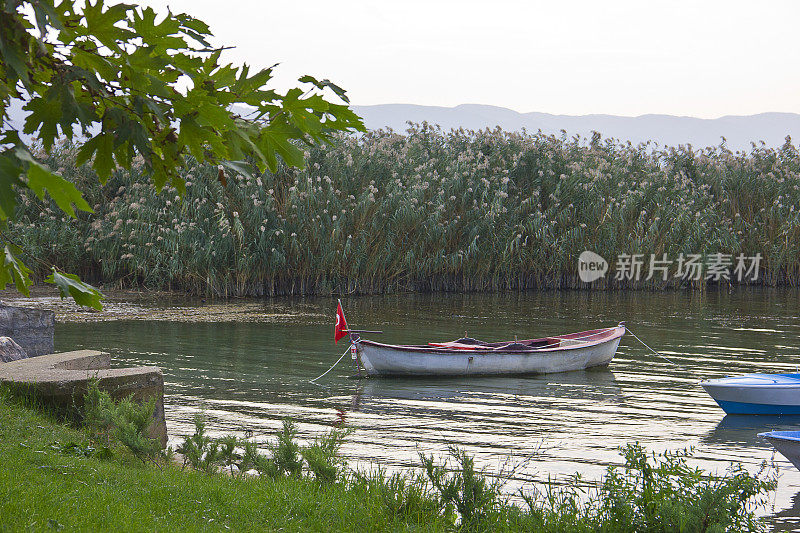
351, 323, 626, 377
349, 369, 623, 414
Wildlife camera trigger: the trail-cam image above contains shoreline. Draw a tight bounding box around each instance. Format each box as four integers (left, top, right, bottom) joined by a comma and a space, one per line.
0, 286, 323, 324
1, 284, 797, 324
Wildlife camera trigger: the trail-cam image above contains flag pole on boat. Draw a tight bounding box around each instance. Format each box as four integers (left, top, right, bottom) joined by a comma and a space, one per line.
310, 300, 382, 383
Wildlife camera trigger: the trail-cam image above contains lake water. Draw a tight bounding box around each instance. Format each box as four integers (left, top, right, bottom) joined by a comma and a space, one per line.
56, 290, 800, 530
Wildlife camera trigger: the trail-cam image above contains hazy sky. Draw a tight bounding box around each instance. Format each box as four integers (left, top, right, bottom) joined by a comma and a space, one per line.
143, 0, 799, 118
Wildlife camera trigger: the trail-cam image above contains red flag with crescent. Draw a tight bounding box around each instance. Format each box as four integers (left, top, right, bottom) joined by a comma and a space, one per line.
334, 300, 348, 343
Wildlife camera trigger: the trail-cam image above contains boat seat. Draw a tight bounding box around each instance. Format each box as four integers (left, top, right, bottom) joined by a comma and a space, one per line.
526, 338, 558, 347
558, 339, 584, 347
494, 342, 531, 351
453, 337, 488, 345
428, 337, 489, 349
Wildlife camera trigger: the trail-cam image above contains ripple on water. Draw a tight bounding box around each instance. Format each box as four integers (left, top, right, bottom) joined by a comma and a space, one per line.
54, 289, 800, 528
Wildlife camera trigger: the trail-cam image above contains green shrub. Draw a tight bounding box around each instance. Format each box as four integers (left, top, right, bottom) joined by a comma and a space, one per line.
301, 428, 351, 483
514, 443, 777, 533
269, 419, 303, 478
176, 415, 224, 473
216, 434, 240, 476
162, 415, 778, 531
82, 379, 159, 460
594, 443, 776, 533
83, 379, 115, 446
421, 446, 504, 531
111, 396, 159, 460
240, 438, 279, 478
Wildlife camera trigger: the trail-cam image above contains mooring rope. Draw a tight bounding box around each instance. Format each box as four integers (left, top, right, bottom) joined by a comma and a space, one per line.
309, 344, 353, 383
625, 327, 684, 368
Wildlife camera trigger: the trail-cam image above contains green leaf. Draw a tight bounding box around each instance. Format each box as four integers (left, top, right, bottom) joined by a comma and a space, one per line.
82, 0, 135, 52
0, 25, 31, 87
76, 133, 114, 182
219, 160, 253, 180
0, 156, 24, 220
45, 269, 105, 310
31, 1, 63, 34
132, 6, 182, 45
71, 46, 118, 81
175, 13, 211, 47
258, 119, 306, 171
26, 162, 93, 217
177, 115, 207, 160
0, 245, 33, 295
23, 95, 62, 151
299, 75, 350, 104
321, 103, 365, 132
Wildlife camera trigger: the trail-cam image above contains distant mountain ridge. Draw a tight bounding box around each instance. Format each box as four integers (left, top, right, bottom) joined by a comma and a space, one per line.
7, 101, 799, 152
352, 103, 800, 151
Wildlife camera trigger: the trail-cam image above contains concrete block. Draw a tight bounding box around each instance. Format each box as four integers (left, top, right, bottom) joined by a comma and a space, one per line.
0, 350, 167, 448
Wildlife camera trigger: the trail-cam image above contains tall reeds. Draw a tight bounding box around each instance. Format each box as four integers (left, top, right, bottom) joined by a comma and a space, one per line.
11, 125, 800, 295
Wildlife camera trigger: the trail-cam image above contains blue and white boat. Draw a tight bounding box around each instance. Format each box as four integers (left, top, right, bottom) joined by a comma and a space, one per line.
759, 431, 800, 470
701, 373, 800, 415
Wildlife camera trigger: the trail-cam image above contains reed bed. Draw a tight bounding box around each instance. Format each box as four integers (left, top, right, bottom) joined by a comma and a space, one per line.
11, 125, 800, 296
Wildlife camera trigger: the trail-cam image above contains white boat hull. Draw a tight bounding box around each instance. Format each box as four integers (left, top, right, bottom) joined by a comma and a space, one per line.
700, 374, 800, 415
355, 326, 624, 377
759, 431, 800, 470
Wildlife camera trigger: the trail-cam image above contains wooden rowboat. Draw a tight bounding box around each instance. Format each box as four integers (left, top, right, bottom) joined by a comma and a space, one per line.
352, 323, 625, 377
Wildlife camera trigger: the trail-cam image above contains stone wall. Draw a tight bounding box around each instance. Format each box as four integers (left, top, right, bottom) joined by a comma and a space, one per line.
0, 304, 54, 356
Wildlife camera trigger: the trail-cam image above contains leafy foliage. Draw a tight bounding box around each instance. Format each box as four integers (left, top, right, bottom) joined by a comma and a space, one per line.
0, 0, 363, 306
177, 416, 343, 481
349, 468, 440, 522
175, 415, 222, 474
110, 395, 160, 461
269, 418, 304, 478
421, 446, 503, 531
45, 268, 103, 310
83, 378, 160, 460
169, 413, 777, 532
301, 427, 351, 483
593, 444, 776, 533
240, 437, 279, 478
513, 444, 777, 533
82, 378, 114, 446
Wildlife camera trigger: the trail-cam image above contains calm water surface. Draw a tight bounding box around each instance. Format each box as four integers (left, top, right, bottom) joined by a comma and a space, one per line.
57, 290, 800, 530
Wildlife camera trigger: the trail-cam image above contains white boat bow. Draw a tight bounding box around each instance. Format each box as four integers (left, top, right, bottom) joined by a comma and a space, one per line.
759, 431, 800, 470
700, 373, 800, 415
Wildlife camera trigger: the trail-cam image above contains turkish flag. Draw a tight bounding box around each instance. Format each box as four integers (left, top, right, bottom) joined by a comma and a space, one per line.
334, 300, 348, 343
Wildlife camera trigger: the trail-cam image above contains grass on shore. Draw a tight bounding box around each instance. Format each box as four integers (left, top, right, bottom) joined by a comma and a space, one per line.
0, 387, 777, 532
0, 395, 449, 532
